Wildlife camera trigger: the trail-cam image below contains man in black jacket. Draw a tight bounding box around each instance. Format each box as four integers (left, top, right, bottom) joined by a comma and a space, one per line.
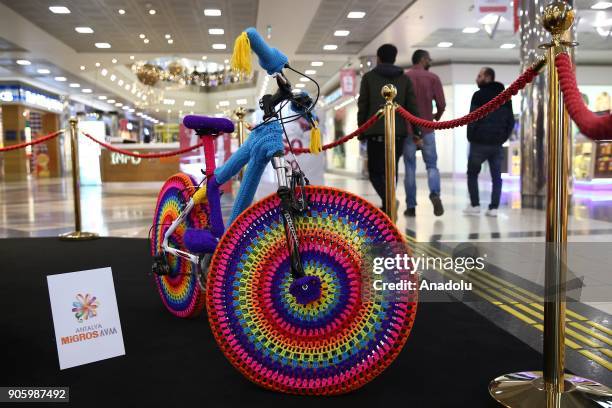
357, 44, 420, 213
464, 67, 515, 217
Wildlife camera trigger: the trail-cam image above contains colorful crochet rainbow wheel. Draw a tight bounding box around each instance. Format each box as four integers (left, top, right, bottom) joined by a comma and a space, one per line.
207, 186, 418, 395
151, 173, 208, 318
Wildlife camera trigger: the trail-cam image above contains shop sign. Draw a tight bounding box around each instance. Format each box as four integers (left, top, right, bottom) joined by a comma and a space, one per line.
47, 267, 125, 369
110, 152, 142, 165
475, 0, 510, 17
0, 84, 63, 112
340, 69, 357, 96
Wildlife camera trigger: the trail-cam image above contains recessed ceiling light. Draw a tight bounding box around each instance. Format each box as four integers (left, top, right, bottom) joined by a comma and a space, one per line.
143, 38, 149, 44
118, 79, 124, 86
122, 105, 129, 110
462, 27, 480, 34
500, 43, 516, 49
209, 28, 224, 35
592, 1, 612, 9
219, 100, 230, 106
95, 62, 100, 67
168, 39, 174, 44
37, 68, 51, 74
82, 88, 92, 93
202, 55, 208, 60
311, 61, 324, 66
54, 76, 66, 82
98, 95, 107, 100
165, 34, 171, 39
347, 11, 365, 19
115, 102, 123, 107
236, 99, 247, 105
184, 100, 195, 107
224, 59, 229, 63
95, 42, 111, 48
334, 30, 350, 36
107, 99, 115, 103
305, 69, 316, 75
49, 6, 70, 14
295, 83, 305, 88
75, 27, 94, 34
139, 34, 146, 39
128, 108, 135, 112
167, 109, 172, 113
130, 55, 135, 60
110, 74, 116, 81
69, 83, 80, 88
299, 77, 310, 82
212, 43, 226, 49
163, 99, 175, 105
112, 58, 117, 64
204, 8, 222, 16
118, 9, 126, 14
437, 42, 453, 48
323, 44, 338, 50
16, 59, 31, 65
149, 9, 156, 15
125, 84, 130, 91
101, 68, 108, 76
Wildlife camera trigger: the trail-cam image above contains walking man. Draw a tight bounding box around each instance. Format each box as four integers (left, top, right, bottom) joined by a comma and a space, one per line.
404, 49, 445, 217
463, 67, 515, 217
357, 44, 420, 214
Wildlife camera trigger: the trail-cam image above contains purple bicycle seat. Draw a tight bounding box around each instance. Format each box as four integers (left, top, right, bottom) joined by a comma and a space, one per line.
183, 115, 235, 134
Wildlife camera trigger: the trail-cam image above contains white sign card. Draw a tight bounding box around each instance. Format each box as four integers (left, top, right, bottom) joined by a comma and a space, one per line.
47, 267, 125, 369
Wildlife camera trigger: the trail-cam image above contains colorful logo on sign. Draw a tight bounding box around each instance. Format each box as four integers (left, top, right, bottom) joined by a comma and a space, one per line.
72, 294, 100, 322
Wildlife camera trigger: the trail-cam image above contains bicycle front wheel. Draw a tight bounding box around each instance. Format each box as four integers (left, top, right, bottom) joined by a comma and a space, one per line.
206, 186, 418, 395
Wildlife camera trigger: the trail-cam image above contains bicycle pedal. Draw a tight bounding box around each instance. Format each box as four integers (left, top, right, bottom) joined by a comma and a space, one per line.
151, 254, 170, 276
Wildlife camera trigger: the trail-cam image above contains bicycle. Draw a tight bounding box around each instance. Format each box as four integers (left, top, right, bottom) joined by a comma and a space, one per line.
150, 28, 418, 395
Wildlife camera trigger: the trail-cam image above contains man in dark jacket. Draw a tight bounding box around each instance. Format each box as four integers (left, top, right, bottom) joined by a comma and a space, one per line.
464, 67, 515, 217
357, 44, 419, 213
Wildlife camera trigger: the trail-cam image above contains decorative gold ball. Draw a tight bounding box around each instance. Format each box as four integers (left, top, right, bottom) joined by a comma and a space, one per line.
136, 64, 161, 86
167, 61, 185, 76
235, 106, 247, 119
542, 1, 575, 36
381, 84, 397, 101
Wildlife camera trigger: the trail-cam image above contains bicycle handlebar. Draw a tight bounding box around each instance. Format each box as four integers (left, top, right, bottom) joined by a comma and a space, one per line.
245, 27, 288, 75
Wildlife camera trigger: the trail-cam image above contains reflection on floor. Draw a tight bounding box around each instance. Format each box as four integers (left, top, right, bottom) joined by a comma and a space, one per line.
1, 174, 611, 384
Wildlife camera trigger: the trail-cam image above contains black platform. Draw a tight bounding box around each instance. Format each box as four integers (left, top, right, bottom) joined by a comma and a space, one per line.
0, 238, 541, 407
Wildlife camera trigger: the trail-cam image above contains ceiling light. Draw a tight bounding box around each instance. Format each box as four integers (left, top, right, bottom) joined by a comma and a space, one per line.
462, 27, 480, 33
37, 68, 51, 74
212, 43, 226, 50
69, 83, 80, 88
125, 84, 130, 90
311, 61, 323, 66
118, 9, 126, 14
112, 58, 117, 64
347, 11, 366, 19
49, 6, 70, 14
95, 62, 100, 67
219, 100, 230, 106
204, 8, 222, 16
82, 88, 92, 93
167, 109, 172, 113
130, 55, 135, 60
118, 79, 124, 86
184, 100, 195, 107
100, 68, 108, 76
149, 9, 156, 15
98, 95, 107, 100
334, 30, 350, 36
16, 59, 31, 65
163, 99, 175, 105
323, 44, 338, 50
107, 99, 115, 103
236, 99, 247, 105
305, 69, 316, 75
115, 102, 123, 107
143, 38, 149, 44
202, 55, 208, 60
295, 83, 305, 88
592, 1, 612, 9
54, 76, 66, 81
122, 105, 129, 110
128, 108, 135, 112
168, 39, 174, 44
299, 77, 310, 82
224, 59, 229, 63
209, 28, 224, 35
110, 74, 116, 81
95, 42, 111, 48
165, 34, 171, 39
139, 34, 146, 39
500, 43, 516, 49
75, 27, 94, 34
437, 42, 453, 48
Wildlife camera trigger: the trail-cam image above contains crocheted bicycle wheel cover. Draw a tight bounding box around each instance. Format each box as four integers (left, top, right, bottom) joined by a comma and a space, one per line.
151, 173, 208, 318
206, 186, 417, 395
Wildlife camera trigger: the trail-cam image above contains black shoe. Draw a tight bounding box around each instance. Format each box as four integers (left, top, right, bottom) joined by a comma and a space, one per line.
403, 207, 416, 217
429, 193, 444, 216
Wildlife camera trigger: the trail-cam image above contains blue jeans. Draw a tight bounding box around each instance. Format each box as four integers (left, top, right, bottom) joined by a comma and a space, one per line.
403, 132, 441, 208
467, 143, 503, 210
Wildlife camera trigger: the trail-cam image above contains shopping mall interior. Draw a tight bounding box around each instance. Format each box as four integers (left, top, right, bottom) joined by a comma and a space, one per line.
0, 0, 611, 406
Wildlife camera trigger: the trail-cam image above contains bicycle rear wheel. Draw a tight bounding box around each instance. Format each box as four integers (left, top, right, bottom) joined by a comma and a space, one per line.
151, 173, 208, 318
206, 186, 417, 395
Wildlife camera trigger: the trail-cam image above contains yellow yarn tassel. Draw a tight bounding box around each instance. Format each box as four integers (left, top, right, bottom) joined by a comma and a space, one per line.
231, 32, 252, 75
310, 121, 322, 154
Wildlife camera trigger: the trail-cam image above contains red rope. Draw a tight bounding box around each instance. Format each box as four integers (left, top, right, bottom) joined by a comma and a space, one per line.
397, 65, 540, 130
0, 130, 64, 152
80, 131, 205, 158
556, 53, 612, 141
290, 111, 382, 155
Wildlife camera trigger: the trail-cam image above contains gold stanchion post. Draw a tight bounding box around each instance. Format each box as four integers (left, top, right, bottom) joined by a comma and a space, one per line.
235, 107, 247, 180
382, 84, 397, 223
488, 2, 612, 406
59, 118, 99, 240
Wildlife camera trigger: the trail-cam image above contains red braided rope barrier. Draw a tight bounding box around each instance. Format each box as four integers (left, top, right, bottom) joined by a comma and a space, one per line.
397, 64, 540, 130
290, 111, 382, 155
81, 131, 205, 158
0, 129, 64, 153
556, 53, 612, 141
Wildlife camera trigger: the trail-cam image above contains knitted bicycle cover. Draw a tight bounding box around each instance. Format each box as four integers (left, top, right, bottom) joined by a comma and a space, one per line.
151, 173, 209, 318
206, 186, 418, 395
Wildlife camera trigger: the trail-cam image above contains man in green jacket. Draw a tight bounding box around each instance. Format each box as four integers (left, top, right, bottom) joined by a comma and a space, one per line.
357, 44, 420, 213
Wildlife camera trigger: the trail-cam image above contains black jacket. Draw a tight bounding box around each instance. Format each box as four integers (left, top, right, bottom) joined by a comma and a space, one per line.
467, 81, 515, 145
357, 63, 420, 138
